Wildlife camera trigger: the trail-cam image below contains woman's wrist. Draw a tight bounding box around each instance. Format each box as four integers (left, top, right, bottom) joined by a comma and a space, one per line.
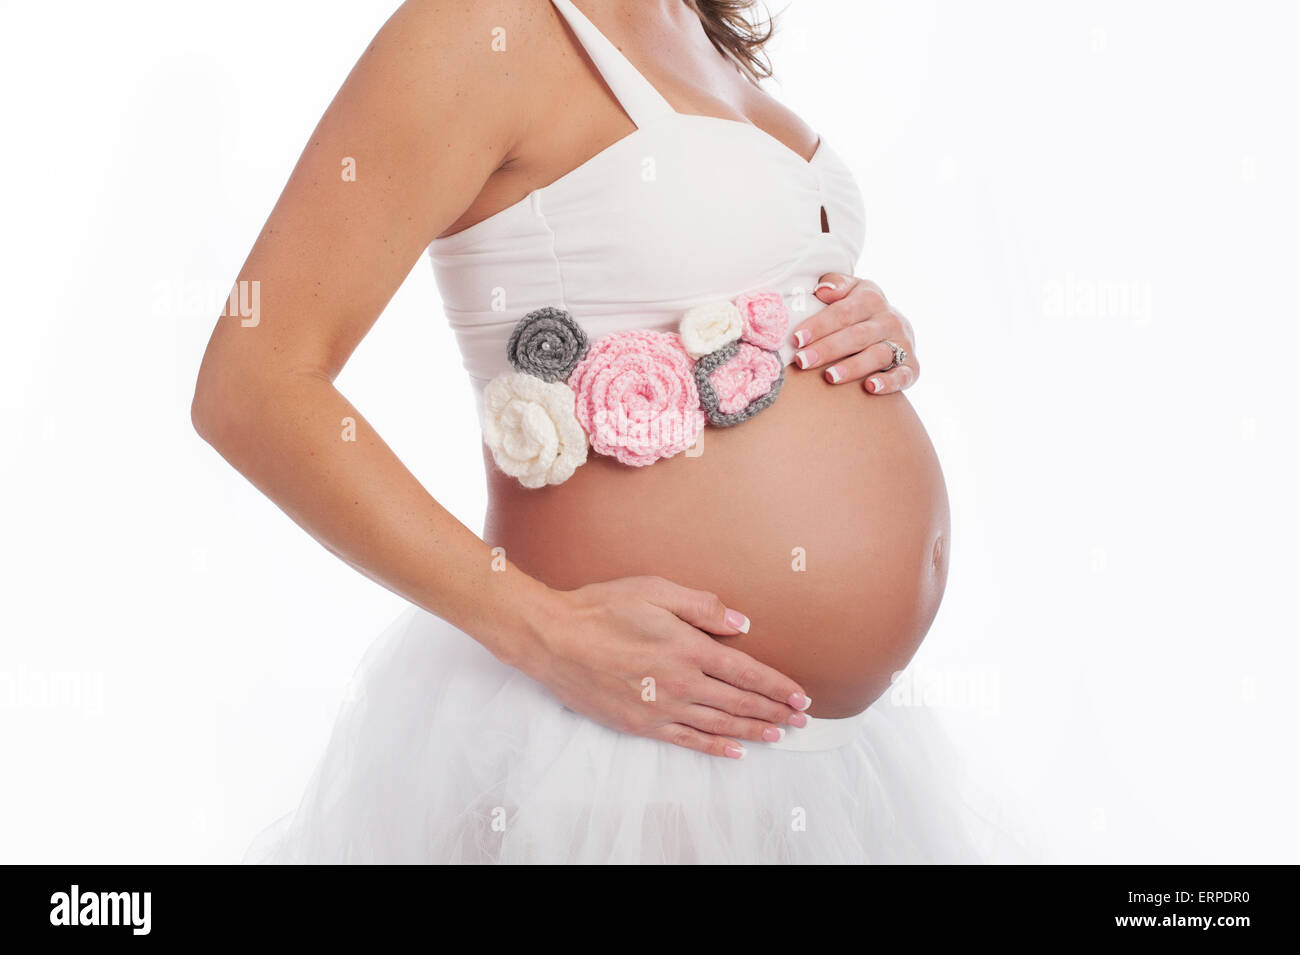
469, 569, 570, 675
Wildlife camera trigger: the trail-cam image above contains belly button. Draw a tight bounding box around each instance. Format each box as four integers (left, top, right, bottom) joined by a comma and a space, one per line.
931, 535, 946, 571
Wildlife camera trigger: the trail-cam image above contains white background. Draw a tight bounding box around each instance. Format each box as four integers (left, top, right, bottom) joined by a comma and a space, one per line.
2, 0, 1297, 863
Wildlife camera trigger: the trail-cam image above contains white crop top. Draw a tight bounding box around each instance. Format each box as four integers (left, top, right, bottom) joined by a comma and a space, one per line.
426, 0, 867, 488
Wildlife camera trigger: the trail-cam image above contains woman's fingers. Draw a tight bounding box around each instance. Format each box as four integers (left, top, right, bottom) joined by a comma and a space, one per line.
822, 339, 901, 384
795, 280, 888, 349
795, 319, 890, 370
620, 575, 813, 751
702, 643, 812, 712
653, 723, 748, 759
696, 676, 808, 727
792, 275, 921, 392
680, 704, 791, 744
814, 272, 888, 307
864, 362, 918, 395
793, 296, 884, 352
813, 271, 861, 305
640, 576, 750, 635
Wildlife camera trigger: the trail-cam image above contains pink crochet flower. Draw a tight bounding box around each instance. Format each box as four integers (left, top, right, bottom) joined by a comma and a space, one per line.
567, 330, 705, 466
694, 341, 785, 427
707, 343, 784, 415
735, 290, 790, 351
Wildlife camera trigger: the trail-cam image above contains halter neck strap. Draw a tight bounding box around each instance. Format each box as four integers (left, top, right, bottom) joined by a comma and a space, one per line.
550, 0, 676, 128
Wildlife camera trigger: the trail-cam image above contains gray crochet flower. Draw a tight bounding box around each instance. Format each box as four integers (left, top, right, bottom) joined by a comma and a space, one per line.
694, 341, 786, 427
506, 307, 589, 383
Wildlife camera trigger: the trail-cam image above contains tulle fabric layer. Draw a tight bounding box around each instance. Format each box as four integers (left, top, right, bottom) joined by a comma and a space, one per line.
245, 607, 1028, 864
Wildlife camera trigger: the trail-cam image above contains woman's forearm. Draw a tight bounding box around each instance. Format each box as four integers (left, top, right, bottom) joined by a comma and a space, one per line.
191, 367, 555, 666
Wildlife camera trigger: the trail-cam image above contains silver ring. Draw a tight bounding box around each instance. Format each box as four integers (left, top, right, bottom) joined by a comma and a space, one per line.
882, 340, 908, 370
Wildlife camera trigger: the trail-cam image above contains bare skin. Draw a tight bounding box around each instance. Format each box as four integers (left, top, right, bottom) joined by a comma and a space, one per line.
488, 369, 949, 717
193, 0, 939, 760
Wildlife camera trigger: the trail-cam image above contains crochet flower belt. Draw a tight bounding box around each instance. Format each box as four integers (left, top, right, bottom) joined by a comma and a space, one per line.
483, 291, 789, 488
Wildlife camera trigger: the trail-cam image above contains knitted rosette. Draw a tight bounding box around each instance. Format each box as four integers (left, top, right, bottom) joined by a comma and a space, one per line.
483, 291, 792, 485
734, 290, 789, 351
566, 329, 705, 467
482, 372, 588, 488
506, 306, 589, 383
694, 340, 785, 427
679, 299, 743, 359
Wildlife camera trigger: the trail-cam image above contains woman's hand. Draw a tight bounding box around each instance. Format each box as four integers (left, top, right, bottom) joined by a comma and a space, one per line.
791, 273, 919, 395
519, 576, 812, 759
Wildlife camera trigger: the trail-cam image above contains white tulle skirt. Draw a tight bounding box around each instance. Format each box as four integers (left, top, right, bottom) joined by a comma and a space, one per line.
245, 606, 1028, 864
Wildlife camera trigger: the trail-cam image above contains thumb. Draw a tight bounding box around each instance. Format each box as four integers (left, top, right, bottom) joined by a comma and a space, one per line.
814, 272, 855, 304
644, 578, 750, 636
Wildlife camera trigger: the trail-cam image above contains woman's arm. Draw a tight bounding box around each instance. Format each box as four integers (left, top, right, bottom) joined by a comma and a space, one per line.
193, 0, 541, 655
193, 0, 809, 756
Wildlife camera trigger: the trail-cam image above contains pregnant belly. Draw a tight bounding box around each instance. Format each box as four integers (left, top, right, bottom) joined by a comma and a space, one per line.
482, 370, 951, 718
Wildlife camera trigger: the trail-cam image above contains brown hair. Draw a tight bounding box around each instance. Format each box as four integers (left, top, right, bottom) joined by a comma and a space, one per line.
687, 1, 776, 81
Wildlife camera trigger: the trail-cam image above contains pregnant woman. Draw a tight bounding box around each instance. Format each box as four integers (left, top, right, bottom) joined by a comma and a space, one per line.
195, 0, 990, 863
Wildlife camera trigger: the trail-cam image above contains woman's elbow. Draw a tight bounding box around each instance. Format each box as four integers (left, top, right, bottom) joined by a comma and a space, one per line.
191, 373, 231, 450
191, 382, 221, 446
191, 356, 254, 453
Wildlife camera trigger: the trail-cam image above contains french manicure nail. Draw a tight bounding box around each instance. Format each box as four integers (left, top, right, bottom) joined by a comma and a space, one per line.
762, 727, 785, 742
793, 329, 809, 348
826, 366, 843, 383
725, 744, 747, 759
787, 692, 812, 711
788, 712, 809, 728
868, 377, 883, 393
814, 281, 837, 293
796, 348, 818, 369
724, 608, 750, 634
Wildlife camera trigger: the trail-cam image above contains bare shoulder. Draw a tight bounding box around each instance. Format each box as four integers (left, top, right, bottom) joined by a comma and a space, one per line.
291, 0, 569, 226
357, 0, 557, 97
379, 0, 566, 75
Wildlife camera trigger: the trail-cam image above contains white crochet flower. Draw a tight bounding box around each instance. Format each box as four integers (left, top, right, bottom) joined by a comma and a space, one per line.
482, 373, 588, 488
679, 300, 743, 359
